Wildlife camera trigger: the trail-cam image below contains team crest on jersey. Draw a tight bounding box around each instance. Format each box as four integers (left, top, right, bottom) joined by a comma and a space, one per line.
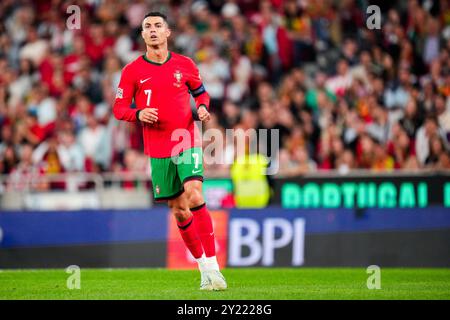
116, 87, 123, 99
173, 70, 183, 87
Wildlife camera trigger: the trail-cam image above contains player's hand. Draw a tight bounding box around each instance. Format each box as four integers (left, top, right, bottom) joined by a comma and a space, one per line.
198, 105, 210, 122
139, 108, 158, 124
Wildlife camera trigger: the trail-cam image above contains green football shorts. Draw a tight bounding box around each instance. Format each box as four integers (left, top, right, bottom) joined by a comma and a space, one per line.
149, 147, 204, 201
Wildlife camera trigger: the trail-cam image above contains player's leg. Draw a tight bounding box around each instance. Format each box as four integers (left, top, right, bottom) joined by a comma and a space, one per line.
183, 180, 227, 290
176, 147, 216, 257
183, 180, 216, 259
167, 193, 204, 261
150, 156, 206, 281
177, 147, 227, 290
168, 192, 215, 291
175, 147, 216, 256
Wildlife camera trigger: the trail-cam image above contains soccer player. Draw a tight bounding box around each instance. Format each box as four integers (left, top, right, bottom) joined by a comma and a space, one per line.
113, 12, 227, 291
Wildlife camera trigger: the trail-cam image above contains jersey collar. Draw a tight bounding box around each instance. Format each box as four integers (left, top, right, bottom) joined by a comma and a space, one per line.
142, 51, 172, 66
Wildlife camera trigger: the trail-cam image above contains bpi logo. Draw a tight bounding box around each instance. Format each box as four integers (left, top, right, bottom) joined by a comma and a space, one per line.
229, 218, 305, 266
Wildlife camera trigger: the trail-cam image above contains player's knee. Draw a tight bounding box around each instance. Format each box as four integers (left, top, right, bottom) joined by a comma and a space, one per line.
185, 188, 204, 207
170, 205, 191, 222
168, 200, 176, 209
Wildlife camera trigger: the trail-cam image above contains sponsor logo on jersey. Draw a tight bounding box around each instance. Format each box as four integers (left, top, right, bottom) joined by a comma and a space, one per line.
140, 77, 152, 84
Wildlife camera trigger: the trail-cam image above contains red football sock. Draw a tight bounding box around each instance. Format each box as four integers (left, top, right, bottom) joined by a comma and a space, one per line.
177, 215, 204, 259
191, 203, 216, 257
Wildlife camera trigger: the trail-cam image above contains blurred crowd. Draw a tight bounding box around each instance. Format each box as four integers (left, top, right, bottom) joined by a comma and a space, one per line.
0, 0, 450, 190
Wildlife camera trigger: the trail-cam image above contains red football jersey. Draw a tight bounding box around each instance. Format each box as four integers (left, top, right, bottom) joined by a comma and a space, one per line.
113, 52, 210, 158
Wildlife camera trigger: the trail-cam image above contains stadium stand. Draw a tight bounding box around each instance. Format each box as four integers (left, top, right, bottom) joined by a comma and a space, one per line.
0, 0, 449, 200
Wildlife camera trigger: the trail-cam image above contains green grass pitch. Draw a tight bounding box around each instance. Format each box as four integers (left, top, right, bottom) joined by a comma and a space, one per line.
1, 268, 449, 300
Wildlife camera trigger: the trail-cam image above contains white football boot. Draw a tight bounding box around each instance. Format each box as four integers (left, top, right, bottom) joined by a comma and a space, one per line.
205, 269, 227, 291
199, 256, 227, 291
200, 269, 214, 291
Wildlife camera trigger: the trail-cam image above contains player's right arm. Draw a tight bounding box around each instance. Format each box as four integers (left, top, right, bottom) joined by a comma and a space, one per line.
113, 64, 139, 122
113, 64, 158, 124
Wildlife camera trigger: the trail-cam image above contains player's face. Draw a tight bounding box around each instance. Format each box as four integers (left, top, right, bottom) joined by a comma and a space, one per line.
141, 16, 171, 47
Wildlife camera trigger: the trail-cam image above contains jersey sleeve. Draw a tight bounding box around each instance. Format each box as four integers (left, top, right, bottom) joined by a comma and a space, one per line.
113, 64, 138, 122
186, 58, 210, 111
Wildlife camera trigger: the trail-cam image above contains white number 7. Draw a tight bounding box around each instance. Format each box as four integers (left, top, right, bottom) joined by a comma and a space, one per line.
192, 153, 199, 169
144, 89, 152, 107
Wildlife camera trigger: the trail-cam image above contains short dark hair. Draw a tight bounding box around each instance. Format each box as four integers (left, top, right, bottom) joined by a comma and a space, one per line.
143, 12, 168, 24
424, 113, 438, 125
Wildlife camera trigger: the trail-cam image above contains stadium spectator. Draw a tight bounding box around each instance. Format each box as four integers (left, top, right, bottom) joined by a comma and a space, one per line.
366, 104, 393, 145
19, 27, 49, 68
8, 58, 35, 107
283, 0, 314, 66
227, 44, 252, 103
425, 134, 449, 168
83, 22, 115, 68
112, 148, 149, 189
399, 98, 423, 138
27, 83, 57, 128
387, 125, 416, 169
7, 143, 48, 191
325, 59, 352, 97
197, 45, 229, 111
63, 35, 86, 85
0, 124, 14, 155
219, 100, 241, 129
415, 115, 446, 165
335, 149, 356, 174
77, 114, 108, 171
435, 93, 450, 139
372, 140, 395, 171
72, 61, 103, 104
1, 144, 18, 175
57, 130, 85, 172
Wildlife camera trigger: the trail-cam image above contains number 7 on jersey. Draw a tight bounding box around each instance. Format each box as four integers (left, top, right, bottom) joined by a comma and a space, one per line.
144, 89, 152, 107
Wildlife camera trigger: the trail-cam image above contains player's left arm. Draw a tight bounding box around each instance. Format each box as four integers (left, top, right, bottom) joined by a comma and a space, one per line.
186, 59, 210, 122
